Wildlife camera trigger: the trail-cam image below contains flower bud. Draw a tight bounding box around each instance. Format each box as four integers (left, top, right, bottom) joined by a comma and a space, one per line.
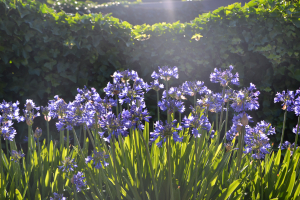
26, 102, 33, 111
34, 127, 42, 139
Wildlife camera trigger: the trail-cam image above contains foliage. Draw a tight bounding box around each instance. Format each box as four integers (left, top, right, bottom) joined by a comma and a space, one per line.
1, 0, 300, 144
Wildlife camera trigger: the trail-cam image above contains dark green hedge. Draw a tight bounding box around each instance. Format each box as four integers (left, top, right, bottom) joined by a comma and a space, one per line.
1, 0, 300, 144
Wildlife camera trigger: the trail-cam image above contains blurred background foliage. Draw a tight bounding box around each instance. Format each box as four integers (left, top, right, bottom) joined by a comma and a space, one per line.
0, 0, 300, 148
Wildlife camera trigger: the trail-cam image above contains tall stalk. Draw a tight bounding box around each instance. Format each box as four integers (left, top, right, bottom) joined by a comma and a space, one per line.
223, 101, 230, 143
140, 131, 159, 200
279, 110, 287, 149
294, 116, 300, 153
66, 129, 70, 154
157, 91, 160, 121
193, 135, 198, 200
218, 86, 226, 133
166, 136, 174, 200
110, 135, 121, 200
59, 130, 64, 153
46, 120, 50, 147
0, 141, 3, 199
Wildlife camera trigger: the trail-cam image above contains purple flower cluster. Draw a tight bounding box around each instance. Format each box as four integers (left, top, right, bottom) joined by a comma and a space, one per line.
50, 193, 66, 200
151, 66, 178, 81
197, 91, 224, 113
72, 171, 86, 192
230, 83, 260, 113
0, 100, 24, 141
58, 157, 78, 172
210, 65, 239, 87
150, 120, 183, 147
85, 150, 109, 169
182, 114, 211, 138
274, 90, 295, 112
11, 150, 25, 163
23, 99, 40, 126
182, 81, 208, 96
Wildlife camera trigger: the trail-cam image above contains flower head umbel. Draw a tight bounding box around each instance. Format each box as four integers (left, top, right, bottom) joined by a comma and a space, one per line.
50, 193, 66, 200
48, 96, 67, 119
244, 124, 271, 159
0, 100, 24, 122
197, 92, 224, 113
231, 83, 260, 113
72, 171, 86, 192
34, 127, 42, 139
182, 81, 208, 96
274, 90, 295, 111
146, 79, 164, 92
0, 120, 17, 141
23, 99, 40, 126
210, 65, 239, 87
151, 66, 178, 81
99, 112, 129, 142
11, 150, 25, 163
85, 150, 109, 169
294, 96, 300, 116
150, 120, 183, 147
58, 157, 77, 172
182, 114, 211, 138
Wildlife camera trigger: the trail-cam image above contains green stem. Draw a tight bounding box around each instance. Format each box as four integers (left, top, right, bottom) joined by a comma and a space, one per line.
218, 86, 226, 133
46, 120, 50, 147
215, 112, 218, 138
294, 116, 300, 153
280, 110, 287, 149
260, 160, 263, 200
223, 101, 230, 143
82, 125, 85, 149
110, 135, 121, 200
74, 185, 78, 200
94, 113, 99, 148
86, 125, 96, 150
116, 95, 119, 116
235, 126, 245, 179
60, 130, 64, 153
140, 132, 159, 200
194, 135, 198, 200
0, 141, 4, 199
157, 90, 160, 121
5, 140, 9, 158
167, 137, 174, 200
67, 129, 69, 154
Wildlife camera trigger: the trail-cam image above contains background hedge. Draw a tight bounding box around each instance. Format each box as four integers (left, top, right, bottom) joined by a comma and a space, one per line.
1, 0, 300, 145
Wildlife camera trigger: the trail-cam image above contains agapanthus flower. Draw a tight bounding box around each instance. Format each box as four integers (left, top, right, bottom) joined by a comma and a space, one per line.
11, 150, 25, 163
50, 193, 66, 200
120, 69, 139, 82
40, 106, 51, 121
121, 101, 151, 130
23, 99, 40, 126
58, 157, 78, 172
72, 171, 86, 192
146, 79, 164, 92
48, 95, 68, 119
158, 98, 185, 114
182, 81, 208, 96
118, 79, 145, 105
244, 124, 271, 159
197, 92, 224, 113
279, 141, 292, 150
226, 113, 253, 141
103, 80, 123, 97
274, 90, 295, 112
294, 96, 300, 116
151, 66, 178, 81
163, 87, 186, 101
150, 120, 183, 147
210, 65, 239, 87
293, 125, 300, 135
34, 127, 42, 139
231, 83, 260, 113
99, 112, 129, 142
182, 114, 211, 138
0, 100, 24, 122
0, 120, 17, 141
85, 150, 109, 169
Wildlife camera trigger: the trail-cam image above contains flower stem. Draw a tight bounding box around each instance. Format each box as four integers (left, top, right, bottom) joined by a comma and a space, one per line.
194, 135, 198, 200
157, 91, 160, 121
218, 86, 226, 133
166, 136, 174, 200
67, 129, 70, 154
60, 130, 64, 153
223, 101, 230, 144
259, 160, 263, 200
294, 116, 300, 153
140, 132, 159, 200
46, 120, 50, 147
110, 135, 122, 200
280, 110, 287, 149
74, 185, 78, 200
0, 141, 4, 199
86, 125, 96, 150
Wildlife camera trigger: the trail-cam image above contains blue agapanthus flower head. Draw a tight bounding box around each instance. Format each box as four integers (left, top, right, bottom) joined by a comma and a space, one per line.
158, 98, 185, 114
226, 112, 253, 141
48, 96, 68, 119
11, 150, 25, 163
294, 96, 300, 116
244, 125, 271, 159
197, 92, 224, 113
146, 79, 164, 92
58, 157, 78, 172
150, 120, 183, 147
99, 112, 129, 142
210, 65, 239, 87
23, 99, 40, 126
231, 83, 260, 113
293, 125, 300, 135
274, 90, 295, 112
85, 150, 109, 169
50, 192, 66, 200
182, 81, 208, 96
0, 100, 24, 122
151, 66, 178, 81
72, 171, 86, 192
0, 120, 17, 141
182, 114, 211, 138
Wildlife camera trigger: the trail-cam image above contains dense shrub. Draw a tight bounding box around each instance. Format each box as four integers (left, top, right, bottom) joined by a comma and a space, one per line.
1, 0, 300, 144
